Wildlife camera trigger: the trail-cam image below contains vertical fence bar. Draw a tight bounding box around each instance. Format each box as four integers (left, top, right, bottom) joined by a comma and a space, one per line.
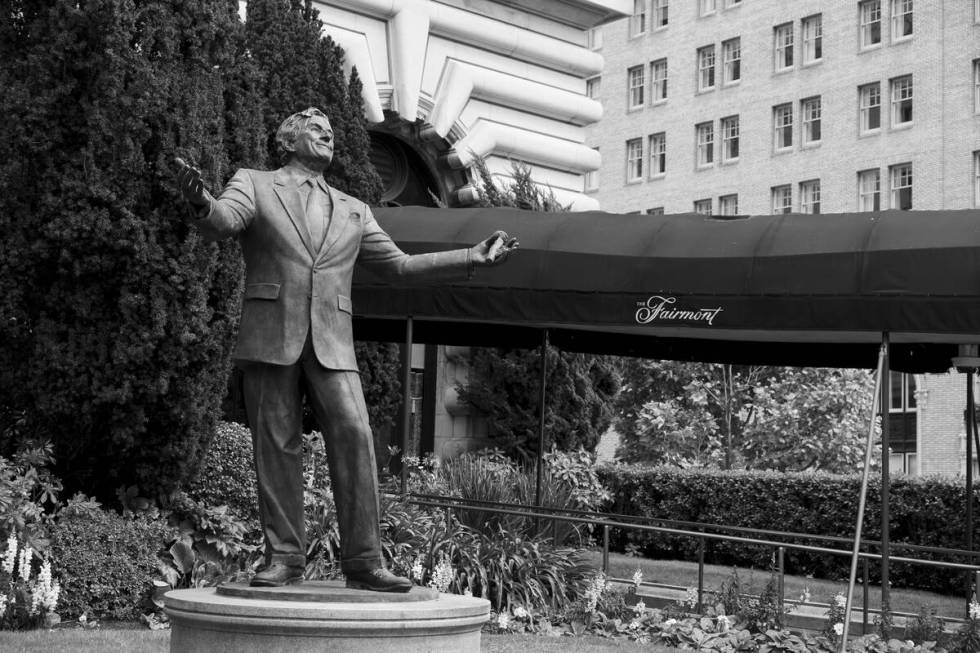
840, 339, 886, 652
602, 525, 610, 576
777, 546, 785, 618
399, 316, 414, 496
697, 535, 706, 612
968, 370, 975, 614
536, 330, 548, 510
862, 556, 870, 634
880, 334, 892, 633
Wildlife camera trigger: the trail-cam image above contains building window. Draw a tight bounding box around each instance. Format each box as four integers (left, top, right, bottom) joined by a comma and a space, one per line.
646, 207, 665, 215
891, 0, 913, 40
696, 122, 714, 167
859, 0, 881, 48
699, 0, 716, 17
719, 194, 739, 216
772, 185, 792, 214
694, 199, 713, 215
801, 96, 822, 144
859, 82, 881, 132
800, 180, 821, 214
891, 75, 913, 125
773, 104, 793, 150
697, 45, 716, 91
889, 162, 913, 209
653, 0, 668, 28
974, 151, 980, 207
585, 148, 599, 190
587, 26, 603, 50
721, 115, 739, 161
626, 138, 644, 182
774, 23, 794, 71
888, 372, 918, 476
648, 132, 666, 176
976, 0, 980, 23
630, 0, 647, 37
628, 65, 645, 109
722, 38, 741, 84
801, 14, 822, 63
858, 169, 881, 211
586, 77, 600, 99
651, 59, 668, 101
974, 59, 980, 113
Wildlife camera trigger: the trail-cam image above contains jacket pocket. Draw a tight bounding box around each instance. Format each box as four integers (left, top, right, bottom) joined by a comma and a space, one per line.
337, 295, 352, 314
244, 283, 280, 300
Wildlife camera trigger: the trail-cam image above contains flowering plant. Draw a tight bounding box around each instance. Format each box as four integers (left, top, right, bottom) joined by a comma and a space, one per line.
0, 532, 60, 629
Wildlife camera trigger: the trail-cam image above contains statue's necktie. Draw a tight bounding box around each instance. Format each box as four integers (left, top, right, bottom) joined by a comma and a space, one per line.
303, 179, 326, 249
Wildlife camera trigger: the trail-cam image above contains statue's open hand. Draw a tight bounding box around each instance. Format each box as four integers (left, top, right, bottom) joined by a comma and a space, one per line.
174, 157, 208, 208
472, 231, 519, 267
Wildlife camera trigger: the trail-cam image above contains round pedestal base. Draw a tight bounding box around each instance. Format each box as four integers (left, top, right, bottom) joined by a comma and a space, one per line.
164, 582, 490, 653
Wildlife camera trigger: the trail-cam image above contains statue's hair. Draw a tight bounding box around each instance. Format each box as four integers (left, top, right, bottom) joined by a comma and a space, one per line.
275, 107, 328, 164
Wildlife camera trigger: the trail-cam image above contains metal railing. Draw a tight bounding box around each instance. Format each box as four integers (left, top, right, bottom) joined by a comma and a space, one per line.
400, 491, 980, 632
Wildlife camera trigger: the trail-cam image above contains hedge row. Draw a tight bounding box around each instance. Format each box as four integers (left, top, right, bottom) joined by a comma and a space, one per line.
598, 464, 979, 595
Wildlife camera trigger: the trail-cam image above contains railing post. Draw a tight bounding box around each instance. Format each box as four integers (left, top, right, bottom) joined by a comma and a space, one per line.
777, 546, 786, 618
697, 535, 706, 613
862, 555, 870, 634
602, 525, 610, 575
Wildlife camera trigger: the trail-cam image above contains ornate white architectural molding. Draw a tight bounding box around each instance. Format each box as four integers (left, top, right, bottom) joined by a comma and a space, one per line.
327, 29, 385, 123
446, 120, 601, 173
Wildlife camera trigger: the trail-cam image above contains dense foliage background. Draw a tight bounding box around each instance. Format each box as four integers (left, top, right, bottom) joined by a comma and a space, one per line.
0, 0, 393, 501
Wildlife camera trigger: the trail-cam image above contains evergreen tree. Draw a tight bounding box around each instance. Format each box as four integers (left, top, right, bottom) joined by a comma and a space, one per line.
457, 162, 622, 459
0, 0, 264, 499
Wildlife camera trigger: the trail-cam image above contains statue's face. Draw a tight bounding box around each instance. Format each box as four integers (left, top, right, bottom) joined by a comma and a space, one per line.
291, 115, 334, 167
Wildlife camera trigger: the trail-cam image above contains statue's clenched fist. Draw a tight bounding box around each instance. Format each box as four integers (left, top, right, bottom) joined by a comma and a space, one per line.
174, 157, 207, 208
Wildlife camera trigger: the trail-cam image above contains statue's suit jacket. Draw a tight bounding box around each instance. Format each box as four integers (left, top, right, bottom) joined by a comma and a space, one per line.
194, 167, 471, 370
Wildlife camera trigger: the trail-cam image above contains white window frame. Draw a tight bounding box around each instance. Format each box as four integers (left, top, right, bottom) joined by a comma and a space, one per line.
722, 38, 741, 84
586, 76, 600, 99
651, 59, 668, 102
626, 138, 644, 182
648, 132, 666, 176
587, 26, 603, 50
721, 115, 739, 161
694, 199, 713, 215
699, 0, 716, 17
646, 207, 665, 215
801, 96, 822, 145
628, 65, 645, 109
973, 151, 980, 207
889, 163, 913, 209
774, 23, 794, 71
653, 0, 669, 28
772, 185, 792, 214
697, 45, 716, 92
585, 148, 599, 191
974, 59, 980, 114
718, 194, 739, 216
773, 103, 793, 150
976, 0, 980, 23
858, 169, 881, 212
859, 82, 881, 132
696, 122, 714, 167
802, 14, 823, 64
800, 180, 821, 214
891, 0, 913, 41
630, 0, 647, 37
859, 0, 882, 48
890, 75, 913, 126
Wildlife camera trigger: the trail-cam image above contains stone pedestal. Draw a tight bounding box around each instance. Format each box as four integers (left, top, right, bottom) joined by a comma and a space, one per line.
164, 580, 490, 653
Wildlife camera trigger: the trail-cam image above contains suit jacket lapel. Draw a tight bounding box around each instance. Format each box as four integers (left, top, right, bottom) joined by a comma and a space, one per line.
273, 169, 316, 258
316, 186, 352, 262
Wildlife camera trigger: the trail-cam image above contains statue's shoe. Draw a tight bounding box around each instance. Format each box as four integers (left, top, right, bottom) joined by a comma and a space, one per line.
249, 563, 304, 587
345, 568, 412, 593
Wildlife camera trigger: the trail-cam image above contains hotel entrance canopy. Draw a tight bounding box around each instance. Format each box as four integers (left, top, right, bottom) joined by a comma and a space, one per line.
352, 207, 980, 372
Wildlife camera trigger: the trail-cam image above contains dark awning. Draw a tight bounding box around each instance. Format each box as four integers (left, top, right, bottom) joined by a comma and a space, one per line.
352, 207, 980, 372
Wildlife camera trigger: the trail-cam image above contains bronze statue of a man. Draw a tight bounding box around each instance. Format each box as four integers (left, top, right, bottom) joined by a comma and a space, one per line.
176, 107, 517, 591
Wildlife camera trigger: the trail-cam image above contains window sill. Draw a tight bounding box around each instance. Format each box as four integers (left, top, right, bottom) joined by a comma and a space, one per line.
652, 99, 668, 106
859, 128, 881, 138
891, 34, 914, 45
802, 59, 823, 69
772, 147, 794, 155
891, 122, 914, 132
696, 87, 716, 95
648, 173, 666, 181
772, 67, 794, 77
627, 105, 645, 113
859, 43, 882, 53
801, 141, 822, 150
721, 157, 740, 165
653, 25, 668, 32
723, 79, 742, 88
695, 163, 715, 171
626, 178, 644, 185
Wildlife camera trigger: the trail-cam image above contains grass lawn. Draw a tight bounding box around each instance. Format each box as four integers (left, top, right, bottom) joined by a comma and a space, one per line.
589, 550, 968, 619
0, 628, 675, 653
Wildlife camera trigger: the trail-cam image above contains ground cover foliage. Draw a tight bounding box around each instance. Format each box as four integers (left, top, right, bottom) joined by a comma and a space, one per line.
601, 464, 980, 596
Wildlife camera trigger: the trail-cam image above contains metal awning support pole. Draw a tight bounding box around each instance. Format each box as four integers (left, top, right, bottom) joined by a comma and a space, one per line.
536, 330, 549, 509
968, 371, 975, 609
399, 316, 414, 496
880, 333, 892, 630
840, 339, 887, 652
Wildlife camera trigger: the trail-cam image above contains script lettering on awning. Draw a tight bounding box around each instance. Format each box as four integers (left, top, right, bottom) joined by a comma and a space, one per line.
635, 295, 723, 326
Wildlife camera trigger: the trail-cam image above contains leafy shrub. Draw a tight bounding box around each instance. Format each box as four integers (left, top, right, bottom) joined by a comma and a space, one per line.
0, 443, 62, 550
600, 463, 980, 595
185, 421, 258, 523
49, 498, 175, 620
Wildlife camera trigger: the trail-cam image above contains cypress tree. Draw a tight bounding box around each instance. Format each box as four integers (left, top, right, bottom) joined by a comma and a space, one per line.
0, 0, 264, 500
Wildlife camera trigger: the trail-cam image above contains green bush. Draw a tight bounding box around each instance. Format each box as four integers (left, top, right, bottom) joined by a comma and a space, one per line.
50, 498, 175, 620
599, 464, 980, 595
185, 421, 258, 523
